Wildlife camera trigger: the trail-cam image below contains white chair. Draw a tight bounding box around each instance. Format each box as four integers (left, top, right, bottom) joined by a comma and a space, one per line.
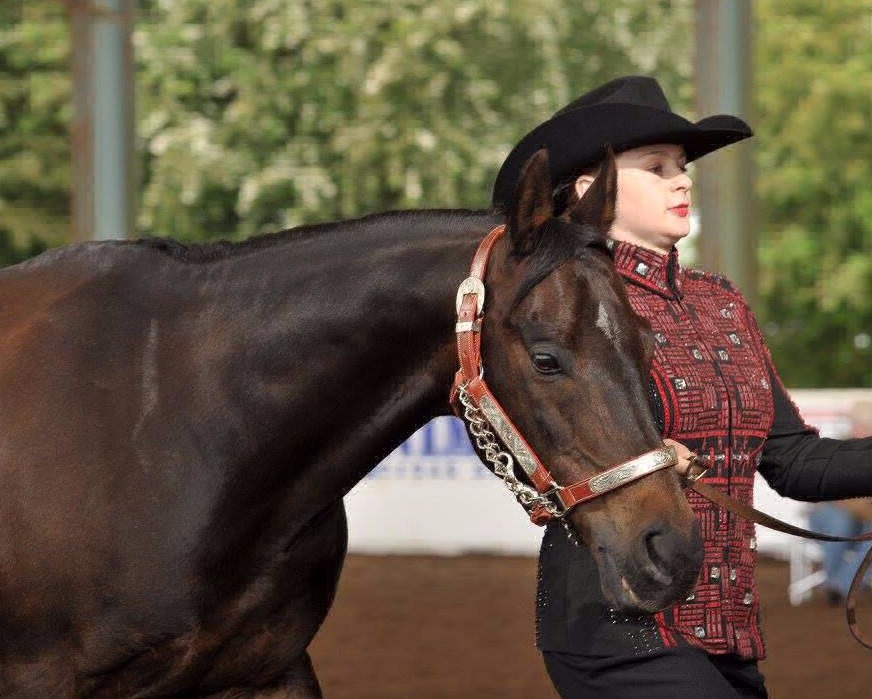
787, 534, 826, 606
753, 476, 827, 606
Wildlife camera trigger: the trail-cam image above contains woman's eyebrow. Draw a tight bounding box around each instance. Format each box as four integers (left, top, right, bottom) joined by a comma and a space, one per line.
639, 148, 681, 157
637, 148, 687, 165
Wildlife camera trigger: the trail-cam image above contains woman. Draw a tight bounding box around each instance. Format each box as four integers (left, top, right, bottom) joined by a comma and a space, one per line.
491, 76, 872, 698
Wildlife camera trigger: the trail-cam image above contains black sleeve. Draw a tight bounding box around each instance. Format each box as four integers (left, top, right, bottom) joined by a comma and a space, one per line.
757, 365, 872, 501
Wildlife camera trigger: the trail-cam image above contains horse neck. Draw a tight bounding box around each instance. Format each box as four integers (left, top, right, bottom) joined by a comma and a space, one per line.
205, 211, 495, 492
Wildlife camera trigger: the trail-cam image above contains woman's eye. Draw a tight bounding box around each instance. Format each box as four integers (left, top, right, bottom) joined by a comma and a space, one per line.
531, 352, 561, 374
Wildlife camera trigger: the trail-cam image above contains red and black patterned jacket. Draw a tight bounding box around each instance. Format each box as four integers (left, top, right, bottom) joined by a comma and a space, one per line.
536, 240, 872, 660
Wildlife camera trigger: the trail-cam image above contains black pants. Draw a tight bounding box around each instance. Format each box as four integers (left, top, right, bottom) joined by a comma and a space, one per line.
543, 646, 768, 698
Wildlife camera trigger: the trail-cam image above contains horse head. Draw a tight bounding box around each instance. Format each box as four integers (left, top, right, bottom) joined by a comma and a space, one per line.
477, 148, 701, 613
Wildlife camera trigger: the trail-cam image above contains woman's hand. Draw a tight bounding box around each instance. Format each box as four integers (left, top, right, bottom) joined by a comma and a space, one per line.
664, 438, 708, 484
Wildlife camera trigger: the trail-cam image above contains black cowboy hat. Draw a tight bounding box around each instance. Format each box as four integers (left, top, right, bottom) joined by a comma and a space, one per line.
492, 75, 753, 208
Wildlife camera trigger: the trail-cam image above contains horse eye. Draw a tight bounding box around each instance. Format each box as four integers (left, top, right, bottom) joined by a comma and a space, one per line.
531, 352, 561, 375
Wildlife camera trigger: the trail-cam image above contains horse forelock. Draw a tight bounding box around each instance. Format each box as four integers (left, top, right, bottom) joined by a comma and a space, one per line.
512, 218, 611, 310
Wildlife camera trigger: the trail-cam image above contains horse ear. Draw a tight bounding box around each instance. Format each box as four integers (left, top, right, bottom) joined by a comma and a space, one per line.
565, 144, 617, 236
507, 148, 554, 256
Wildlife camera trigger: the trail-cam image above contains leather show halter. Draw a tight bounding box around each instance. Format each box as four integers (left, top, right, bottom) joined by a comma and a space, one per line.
449, 224, 678, 526
451, 224, 872, 651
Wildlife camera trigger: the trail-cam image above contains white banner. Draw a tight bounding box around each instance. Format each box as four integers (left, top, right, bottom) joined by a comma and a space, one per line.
346, 389, 872, 557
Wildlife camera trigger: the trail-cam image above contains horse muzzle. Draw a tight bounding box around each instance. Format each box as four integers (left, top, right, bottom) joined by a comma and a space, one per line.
594, 519, 703, 614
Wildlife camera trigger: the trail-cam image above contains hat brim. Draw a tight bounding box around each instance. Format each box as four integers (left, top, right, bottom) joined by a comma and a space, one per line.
492, 103, 753, 208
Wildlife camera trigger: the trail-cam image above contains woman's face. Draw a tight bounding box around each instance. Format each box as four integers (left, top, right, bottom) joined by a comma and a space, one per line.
576, 143, 692, 254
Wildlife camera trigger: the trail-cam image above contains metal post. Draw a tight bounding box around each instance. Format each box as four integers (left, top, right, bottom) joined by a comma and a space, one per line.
694, 0, 757, 306
69, 0, 93, 243
69, 0, 135, 241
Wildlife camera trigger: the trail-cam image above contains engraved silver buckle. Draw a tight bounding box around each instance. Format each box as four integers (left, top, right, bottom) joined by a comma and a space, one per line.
455, 277, 486, 317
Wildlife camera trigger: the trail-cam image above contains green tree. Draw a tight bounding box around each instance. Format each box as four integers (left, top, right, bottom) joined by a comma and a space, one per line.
134, 0, 693, 240
0, 0, 693, 250
3, 1, 870, 386
755, 0, 872, 386
0, 1, 68, 264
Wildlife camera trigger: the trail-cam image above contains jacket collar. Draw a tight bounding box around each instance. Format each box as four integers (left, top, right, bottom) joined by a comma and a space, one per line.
608, 239, 682, 300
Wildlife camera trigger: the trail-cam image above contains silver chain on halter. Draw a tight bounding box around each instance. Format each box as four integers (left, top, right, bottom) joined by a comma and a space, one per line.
456, 383, 580, 545
457, 383, 558, 514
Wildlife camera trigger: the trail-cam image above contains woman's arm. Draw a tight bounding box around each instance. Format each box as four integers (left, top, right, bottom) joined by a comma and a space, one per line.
758, 366, 872, 501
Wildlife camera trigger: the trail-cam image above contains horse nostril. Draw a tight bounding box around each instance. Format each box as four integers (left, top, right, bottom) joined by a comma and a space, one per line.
644, 526, 678, 585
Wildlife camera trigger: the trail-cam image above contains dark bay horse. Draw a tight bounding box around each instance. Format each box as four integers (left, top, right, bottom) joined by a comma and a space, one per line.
0, 150, 701, 697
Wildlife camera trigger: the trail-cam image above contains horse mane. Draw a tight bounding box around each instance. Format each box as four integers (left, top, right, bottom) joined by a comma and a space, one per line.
135, 208, 495, 264
133, 207, 608, 313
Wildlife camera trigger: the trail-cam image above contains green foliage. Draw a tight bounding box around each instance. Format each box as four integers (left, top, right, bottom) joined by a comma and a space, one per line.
10, 0, 872, 386
0, 2, 70, 261
134, 0, 693, 240
755, 0, 872, 386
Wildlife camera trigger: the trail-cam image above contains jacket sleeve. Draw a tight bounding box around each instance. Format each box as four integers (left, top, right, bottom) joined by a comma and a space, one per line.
757, 364, 872, 501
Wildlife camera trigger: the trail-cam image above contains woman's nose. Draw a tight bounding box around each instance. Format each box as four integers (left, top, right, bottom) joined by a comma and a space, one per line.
674, 172, 692, 192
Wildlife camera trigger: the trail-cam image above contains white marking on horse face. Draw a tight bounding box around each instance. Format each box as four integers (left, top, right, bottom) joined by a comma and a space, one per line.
596, 303, 618, 344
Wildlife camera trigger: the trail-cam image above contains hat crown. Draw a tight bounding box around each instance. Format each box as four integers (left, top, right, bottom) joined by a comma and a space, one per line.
491, 75, 752, 208
553, 76, 672, 119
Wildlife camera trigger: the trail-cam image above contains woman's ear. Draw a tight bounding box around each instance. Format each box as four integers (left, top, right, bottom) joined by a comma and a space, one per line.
565, 146, 616, 234
574, 174, 596, 200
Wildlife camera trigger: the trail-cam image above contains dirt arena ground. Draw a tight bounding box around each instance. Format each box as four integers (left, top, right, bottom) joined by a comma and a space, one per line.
310, 554, 872, 698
